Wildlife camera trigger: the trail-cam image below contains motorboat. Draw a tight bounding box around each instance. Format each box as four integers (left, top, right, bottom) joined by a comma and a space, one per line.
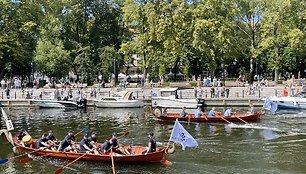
151, 88, 205, 109
263, 91, 306, 110
95, 91, 144, 108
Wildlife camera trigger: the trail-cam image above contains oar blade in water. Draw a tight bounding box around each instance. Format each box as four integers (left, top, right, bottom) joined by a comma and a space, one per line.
54, 168, 64, 174
20, 158, 33, 164
0, 159, 9, 164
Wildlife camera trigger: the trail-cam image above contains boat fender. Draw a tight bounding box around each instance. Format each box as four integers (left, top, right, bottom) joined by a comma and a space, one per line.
154, 107, 162, 117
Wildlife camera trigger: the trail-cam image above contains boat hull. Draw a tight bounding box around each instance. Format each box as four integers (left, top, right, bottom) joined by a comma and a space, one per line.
153, 112, 262, 123
269, 96, 306, 110
95, 100, 144, 108
14, 138, 167, 164
33, 100, 78, 108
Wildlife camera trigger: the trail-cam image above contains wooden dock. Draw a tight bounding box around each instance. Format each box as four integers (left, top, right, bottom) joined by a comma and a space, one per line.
0, 98, 263, 108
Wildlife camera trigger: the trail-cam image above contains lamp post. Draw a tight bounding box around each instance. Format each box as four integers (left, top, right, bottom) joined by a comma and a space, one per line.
113, 57, 116, 87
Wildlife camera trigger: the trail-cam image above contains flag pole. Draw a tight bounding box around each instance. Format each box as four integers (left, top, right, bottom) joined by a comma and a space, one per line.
167, 119, 177, 147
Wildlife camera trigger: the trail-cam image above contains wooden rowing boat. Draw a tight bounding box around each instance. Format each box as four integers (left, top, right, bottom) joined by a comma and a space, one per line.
13, 135, 170, 164
152, 111, 262, 123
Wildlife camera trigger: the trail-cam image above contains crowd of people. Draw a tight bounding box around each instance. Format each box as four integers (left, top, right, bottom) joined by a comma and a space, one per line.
17, 129, 157, 156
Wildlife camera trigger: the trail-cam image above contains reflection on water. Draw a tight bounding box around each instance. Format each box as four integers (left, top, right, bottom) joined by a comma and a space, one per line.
1, 107, 306, 173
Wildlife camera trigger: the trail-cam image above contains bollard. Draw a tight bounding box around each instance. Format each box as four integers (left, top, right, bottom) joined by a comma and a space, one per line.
258, 90, 261, 98
15, 92, 17, 99
1, 92, 3, 99
108, 91, 110, 97
242, 90, 244, 98
136, 91, 139, 99
180, 90, 182, 99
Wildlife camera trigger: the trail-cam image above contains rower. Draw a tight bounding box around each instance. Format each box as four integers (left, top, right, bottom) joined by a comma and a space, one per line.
162, 107, 168, 116
194, 107, 203, 118
88, 132, 100, 155
144, 132, 156, 155
79, 134, 94, 153
102, 132, 119, 154
247, 103, 255, 114
180, 107, 188, 117
47, 130, 58, 150
37, 134, 49, 150
224, 107, 235, 117
208, 107, 219, 117
47, 130, 58, 144
57, 138, 75, 152
17, 129, 27, 146
64, 130, 75, 143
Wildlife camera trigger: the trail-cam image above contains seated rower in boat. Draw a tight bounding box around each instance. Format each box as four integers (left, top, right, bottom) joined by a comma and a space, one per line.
207, 107, 221, 118
63, 130, 78, 152
162, 107, 168, 116
79, 134, 95, 154
88, 132, 100, 155
224, 107, 236, 117
194, 107, 203, 118
57, 138, 77, 152
47, 130, 59, 150
37, 134, 51, 150
247, 103, 255, 114
18, 129, 33, 148
102, 132, 129, 156
180, 107, 188, 117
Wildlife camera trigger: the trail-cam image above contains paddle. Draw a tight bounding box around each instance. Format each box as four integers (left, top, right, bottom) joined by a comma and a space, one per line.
0, 148, 44, 165
110, 148, 116, 174
234, 115, 249, 124
54, 153, 87, 174
216, 114, 231, 124
74, 127, 89, 136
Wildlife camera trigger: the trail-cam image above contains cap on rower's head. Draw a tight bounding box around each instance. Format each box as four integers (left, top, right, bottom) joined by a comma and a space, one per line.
69, 130, 74, 133
84, 134, 88, 138
112, 132, 117, 136
43, 133, 47, 137
148, 132, 154, 136
49, 130, 53, 133
92, 132, 97, 135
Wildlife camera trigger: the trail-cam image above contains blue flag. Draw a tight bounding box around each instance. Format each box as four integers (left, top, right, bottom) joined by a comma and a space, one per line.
262, 98, 278, 113
169, 119, 198, 150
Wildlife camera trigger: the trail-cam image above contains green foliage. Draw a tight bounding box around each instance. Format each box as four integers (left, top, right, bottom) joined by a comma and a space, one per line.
162, 82, 170, 87
0, 0, 305, 85
189, 81, 197, 87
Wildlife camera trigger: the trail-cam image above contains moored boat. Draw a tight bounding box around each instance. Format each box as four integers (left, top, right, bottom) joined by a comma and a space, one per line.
95, 91, 143, 108
152, 110, 262, 123
151, 88, 205, 109
13, 134, 169, 164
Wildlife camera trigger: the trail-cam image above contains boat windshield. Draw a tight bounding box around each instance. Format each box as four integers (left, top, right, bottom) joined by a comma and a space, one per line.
294, 91, 306, 98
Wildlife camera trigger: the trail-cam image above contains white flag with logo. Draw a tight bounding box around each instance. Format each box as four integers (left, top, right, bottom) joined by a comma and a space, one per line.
169, 119, 198, 150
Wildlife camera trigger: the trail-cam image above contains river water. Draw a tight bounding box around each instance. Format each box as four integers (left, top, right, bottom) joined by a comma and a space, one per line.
1, 107, 306, 174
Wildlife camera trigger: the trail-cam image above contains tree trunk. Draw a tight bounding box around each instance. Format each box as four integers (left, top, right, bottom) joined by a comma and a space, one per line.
274, 68, 278, 86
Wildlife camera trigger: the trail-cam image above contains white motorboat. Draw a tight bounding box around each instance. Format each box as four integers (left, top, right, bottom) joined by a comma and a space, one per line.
264, 91, 306, 110
151, 88, 205, 109
32, 99, 79, 108
95, 91, 144, 108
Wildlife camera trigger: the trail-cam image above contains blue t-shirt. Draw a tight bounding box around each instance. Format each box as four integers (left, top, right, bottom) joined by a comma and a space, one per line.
208, 110, 215, 117
194, 110, 201, 118
224, 109, 232, 117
